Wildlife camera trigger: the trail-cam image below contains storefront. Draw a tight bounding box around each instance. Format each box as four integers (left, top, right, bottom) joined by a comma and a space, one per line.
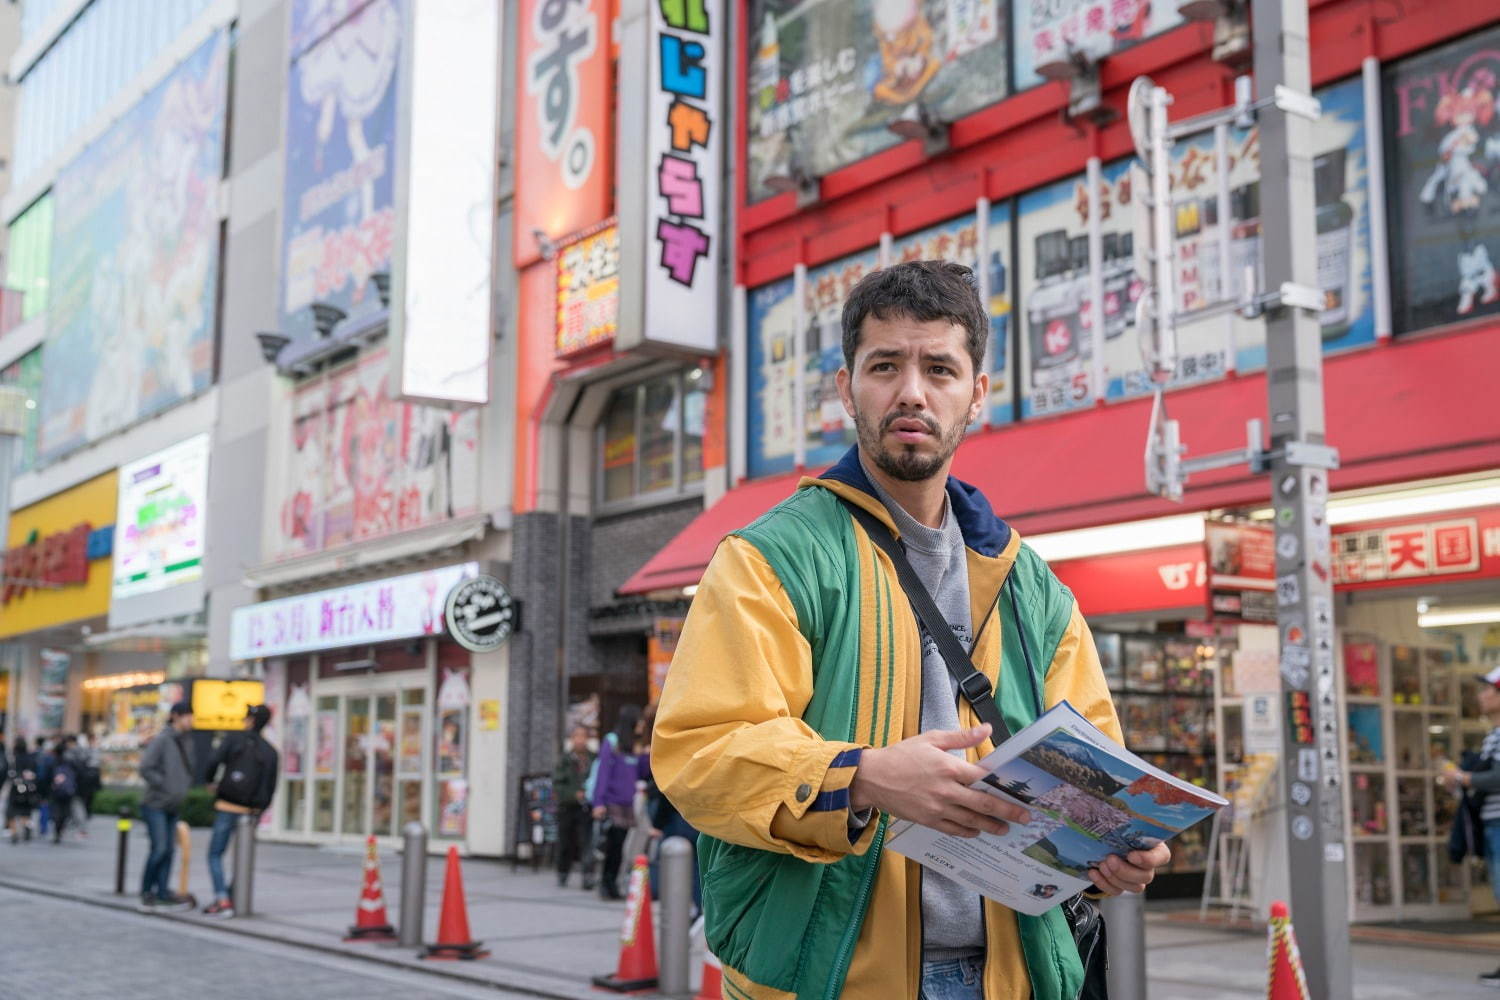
231, 561, 514, 854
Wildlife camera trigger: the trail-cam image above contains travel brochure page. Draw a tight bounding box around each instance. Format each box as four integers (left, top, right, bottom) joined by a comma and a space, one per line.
886, 701, 1228, 915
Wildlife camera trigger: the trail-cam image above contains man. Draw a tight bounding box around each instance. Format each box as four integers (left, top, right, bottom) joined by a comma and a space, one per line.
47, 735, 79, 844
1441, 665, 1500, 987
139, 702, 196, 911
653, 261, 1171, 1000
553, 724, 596, 889
201, 705, 280, 916
33, 737, 53, 837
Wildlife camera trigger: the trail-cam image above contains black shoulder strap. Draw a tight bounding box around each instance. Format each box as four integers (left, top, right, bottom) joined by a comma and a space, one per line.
839, 497, 1012, 743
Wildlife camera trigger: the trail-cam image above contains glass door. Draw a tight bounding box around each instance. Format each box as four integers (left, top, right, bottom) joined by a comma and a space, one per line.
312, 695, 339, 833
341, 696, 370, 837
372, 694, 397, 837
398, 688, 426, 829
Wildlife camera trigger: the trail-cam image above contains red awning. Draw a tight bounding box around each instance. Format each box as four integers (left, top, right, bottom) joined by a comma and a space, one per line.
620, 323, 1500, 597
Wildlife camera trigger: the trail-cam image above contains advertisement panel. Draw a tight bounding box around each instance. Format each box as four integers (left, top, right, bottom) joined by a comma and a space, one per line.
1205, 521, 1276, 623
747, 0, 1007, 203
389, 0, 497, 407
1384, 27, 1500, 334
515, 0, 614, 266
280, 0, 400, 343
986, 201, 1016, 426
804, 248, 880, 470
275, 348, 479, 560
746, 275, 799, 478
556, 224, 620, 356
38, 649, 70, 732
229, 562, 479, 660
0, 349, 41, 475
191, 679, 267, 731
40, 32, 228, 461
112, 434, 210, 602
1013, 0, 1181, 90
0, 471, 117, 639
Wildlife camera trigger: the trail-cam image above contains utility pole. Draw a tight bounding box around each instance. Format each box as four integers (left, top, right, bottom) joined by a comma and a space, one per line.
1254, 0, 1352, 994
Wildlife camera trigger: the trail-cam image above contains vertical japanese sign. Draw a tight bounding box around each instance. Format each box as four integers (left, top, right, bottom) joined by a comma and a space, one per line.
556, 223, 621, 355
804, 248, 880, 469
1016, 170, 1099, 418
281, 0, 400, 343
516, 0, 613, 267
637, 0, 724, 354
389, 0, 498, 407
1384, 27, 1500, 335
746, 275, 799, 478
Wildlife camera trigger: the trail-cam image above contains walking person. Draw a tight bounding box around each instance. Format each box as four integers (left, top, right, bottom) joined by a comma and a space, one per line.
33, 737, 53, 838
5, 736, 37, 843
138, 702, 196, 911
201, 705, 279, 917
47, 735, 79, 844
653, 261, 1172, 999
553, 724, 596, 889
1442, 665, 1500, 987
590, 705, 648, 901
73, 733, 102, 822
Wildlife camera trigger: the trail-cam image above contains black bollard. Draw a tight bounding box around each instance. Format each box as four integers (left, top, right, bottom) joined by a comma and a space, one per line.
114, 809, 133, 895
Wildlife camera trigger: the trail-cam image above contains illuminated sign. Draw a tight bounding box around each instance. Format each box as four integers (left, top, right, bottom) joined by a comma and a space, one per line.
556, 224, 620, 356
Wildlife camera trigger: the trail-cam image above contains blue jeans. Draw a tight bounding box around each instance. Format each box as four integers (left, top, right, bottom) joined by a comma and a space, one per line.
1485, 822, 1500, 906
207, 810, 239, 901
140, 806, 178, 899
920, 956, 985, 1000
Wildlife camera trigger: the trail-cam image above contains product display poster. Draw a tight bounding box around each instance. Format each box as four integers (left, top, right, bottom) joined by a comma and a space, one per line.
435, 665, 470, 836
804, 248, 880, 470
1384, 27, 1500, 334
746, 275, 799, 478
986, 200, 1016, 425
747, 0, 1007, 203
1013, 0, 1181, 91
113, 434, 211, 600
1016, 170, 1098, 418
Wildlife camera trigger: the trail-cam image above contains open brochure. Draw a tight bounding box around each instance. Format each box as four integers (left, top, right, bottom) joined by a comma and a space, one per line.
885, 701, 1228, 916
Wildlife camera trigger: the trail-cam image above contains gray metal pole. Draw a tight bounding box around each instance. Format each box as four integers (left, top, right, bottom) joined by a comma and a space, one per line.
1253, 0, 1353, 995
231, 813, 257, 916
1101, 891, 1147, 1000
657, 836, 694, 997
398, 821, 428, 947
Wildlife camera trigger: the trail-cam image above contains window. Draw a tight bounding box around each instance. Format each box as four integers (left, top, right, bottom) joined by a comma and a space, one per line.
5, 195, 52, 320
597, 368, 709, 507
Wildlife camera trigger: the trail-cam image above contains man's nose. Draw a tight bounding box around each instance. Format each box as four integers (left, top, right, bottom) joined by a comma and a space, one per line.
894, 367, 927, 409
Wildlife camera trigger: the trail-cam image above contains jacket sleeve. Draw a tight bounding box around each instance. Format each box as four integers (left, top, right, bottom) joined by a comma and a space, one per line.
260, 745, 280, 810
589, 740, 614, 809
1044, 600, 1124, 744
140, 736, 165, 792
1469, 768, 1500, 794
652, 535, 874, 864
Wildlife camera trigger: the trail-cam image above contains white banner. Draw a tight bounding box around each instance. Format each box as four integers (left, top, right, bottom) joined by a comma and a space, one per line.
112, 434, 211, 601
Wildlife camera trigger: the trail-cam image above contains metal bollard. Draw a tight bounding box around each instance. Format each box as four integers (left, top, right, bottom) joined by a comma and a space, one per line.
114, 813, 132, 895
232, 813, 257, 917
398, 821, 428, 947
1101, 890, 1148, 1000
657, 836, 695, 997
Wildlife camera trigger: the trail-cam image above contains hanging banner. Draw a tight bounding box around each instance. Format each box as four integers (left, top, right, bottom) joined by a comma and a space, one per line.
280, 0, 400, 344
515, 0, 613, 267
1014, 0, 1181, 90
38, 649, 70, 732
1384, 27, 1500, 335
746, 0, 1007, 203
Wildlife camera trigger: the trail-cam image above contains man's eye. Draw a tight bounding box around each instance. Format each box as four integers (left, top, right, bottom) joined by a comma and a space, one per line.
930, 366, 954, 377
870, 362, 895, 373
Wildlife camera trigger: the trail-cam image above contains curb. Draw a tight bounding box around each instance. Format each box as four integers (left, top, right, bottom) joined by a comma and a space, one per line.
1154, 909, 1500, 955
0, 875, 620, 1000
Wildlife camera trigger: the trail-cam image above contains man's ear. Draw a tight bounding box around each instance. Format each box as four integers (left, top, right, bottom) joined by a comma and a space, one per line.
836, 365, 855, 420
969, 371, 990, 424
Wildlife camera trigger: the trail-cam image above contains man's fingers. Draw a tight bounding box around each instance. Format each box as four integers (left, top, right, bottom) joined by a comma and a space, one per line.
954, 786, 1032, 827
925, 725, 992, 753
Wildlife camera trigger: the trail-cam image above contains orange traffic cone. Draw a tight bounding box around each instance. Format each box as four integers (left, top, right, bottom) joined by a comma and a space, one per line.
1266, 900, 1311, 1000
591, 854, 659, 992
344, 835, 396, 941
695, 949, 723, 1000
421, 846, 489, 960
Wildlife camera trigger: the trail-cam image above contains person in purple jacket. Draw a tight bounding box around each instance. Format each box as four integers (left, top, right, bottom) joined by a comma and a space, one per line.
590, 704, 648, 900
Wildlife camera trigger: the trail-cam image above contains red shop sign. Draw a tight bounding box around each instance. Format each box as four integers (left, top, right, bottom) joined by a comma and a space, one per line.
2, 522, 92, 604
1331, 506, 1500, 591
1052, 542, 1207, 619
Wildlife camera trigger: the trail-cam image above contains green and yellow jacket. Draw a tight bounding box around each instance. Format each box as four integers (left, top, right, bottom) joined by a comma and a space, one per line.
653, 448, 1122, 1000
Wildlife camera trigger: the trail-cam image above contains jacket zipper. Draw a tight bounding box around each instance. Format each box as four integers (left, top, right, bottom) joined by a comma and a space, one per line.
825, 818, 887, 1000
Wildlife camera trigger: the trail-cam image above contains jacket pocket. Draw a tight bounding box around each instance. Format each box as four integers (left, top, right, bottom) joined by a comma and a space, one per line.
701, 839, 824, 993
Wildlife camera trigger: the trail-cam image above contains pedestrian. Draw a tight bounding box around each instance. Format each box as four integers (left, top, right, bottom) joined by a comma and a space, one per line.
138, 702, 197, 911
201, 705, 279, 917
552, 723, 596, 889
652, 260, 1172, 1000
33, 737, 53, 837
47, 735, 79, 844
639, 703, 701, 912
73, 733, 101, 822
589, 705, 648, 901
5, 736, 37, 843
1440, 665, 1500, 987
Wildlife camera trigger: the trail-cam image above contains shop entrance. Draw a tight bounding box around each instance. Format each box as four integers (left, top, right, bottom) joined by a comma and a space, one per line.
307, 682, 427, 841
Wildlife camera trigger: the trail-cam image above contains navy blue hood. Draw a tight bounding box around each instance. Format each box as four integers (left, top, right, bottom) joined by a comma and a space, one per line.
816, 446, 1013, 558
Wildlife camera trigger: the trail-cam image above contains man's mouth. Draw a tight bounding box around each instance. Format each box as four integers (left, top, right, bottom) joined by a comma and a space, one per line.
884, 416, 936, 443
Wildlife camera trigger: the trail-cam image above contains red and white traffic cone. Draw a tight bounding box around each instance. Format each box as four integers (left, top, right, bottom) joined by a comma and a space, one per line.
695, 948, 723, 1000
344, 835, 396, 941
1266, 900, 1311, 1000
422, 846, 489, 960
592, 854, 658, 992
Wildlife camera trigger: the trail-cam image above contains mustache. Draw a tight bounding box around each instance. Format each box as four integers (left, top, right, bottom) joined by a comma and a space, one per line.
881, 412, 940, 435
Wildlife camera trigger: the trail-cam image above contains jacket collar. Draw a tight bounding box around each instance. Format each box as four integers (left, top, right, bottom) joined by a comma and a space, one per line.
803, 445, 1014, 558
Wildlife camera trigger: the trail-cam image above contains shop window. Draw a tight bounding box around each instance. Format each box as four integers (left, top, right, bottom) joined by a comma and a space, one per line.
596, 369, 708, 508
1384, 26, 1500, 335
5, 195, 51, 321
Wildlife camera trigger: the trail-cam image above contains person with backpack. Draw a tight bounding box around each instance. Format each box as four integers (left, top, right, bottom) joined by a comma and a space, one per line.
201, 704, 279, 917
48, 735, 79, 844
72, 733, 102, 822
5, 736, 37, 843
139, 702, 197, 911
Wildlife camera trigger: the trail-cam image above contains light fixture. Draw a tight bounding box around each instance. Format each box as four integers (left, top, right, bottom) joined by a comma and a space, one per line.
81, 670, 167, 692
1026, 514, 1207, 563
369, 271, 391, 309
763, 166, 819, 208
887, 102, 949, 156
255, 331, 291, 365
308, 301, 347, 338
1175, 0, 1250, 66
1418, 606, 1500, 629
1246, 476, 1500, 526
532, 228, 559, 262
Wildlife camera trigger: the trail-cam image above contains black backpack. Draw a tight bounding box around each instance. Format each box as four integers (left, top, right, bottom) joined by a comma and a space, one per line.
217, 735, 274, 810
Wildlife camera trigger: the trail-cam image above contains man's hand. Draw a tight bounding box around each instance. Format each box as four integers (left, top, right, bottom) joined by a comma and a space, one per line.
1087, 843, 1171, 896
849, 725, 1032, 838
592, 805, 606, 820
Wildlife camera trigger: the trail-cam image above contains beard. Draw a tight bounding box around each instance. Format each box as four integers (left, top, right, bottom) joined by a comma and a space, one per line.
853, 408, 966, 482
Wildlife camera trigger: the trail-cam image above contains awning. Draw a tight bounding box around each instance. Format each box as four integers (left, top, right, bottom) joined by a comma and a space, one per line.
621, 323, 1500, 597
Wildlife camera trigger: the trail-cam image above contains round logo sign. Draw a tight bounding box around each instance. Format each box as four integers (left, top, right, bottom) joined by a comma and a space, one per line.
444, 575, 518, 653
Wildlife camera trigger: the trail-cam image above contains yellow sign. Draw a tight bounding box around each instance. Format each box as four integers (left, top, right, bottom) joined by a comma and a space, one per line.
479, 698, 500, 731
0, 471, 117, 638
190, 679, 267, 731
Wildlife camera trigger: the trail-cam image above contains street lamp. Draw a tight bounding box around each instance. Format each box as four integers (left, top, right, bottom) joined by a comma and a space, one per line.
887, 101, 949, 156
309, 302, 347, 338
254, 332, 291, 365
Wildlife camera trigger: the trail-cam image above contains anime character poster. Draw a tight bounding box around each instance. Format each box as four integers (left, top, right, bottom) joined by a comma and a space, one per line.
435, 665, 470, 837
41, 32, 228, 461
1385, 27, 1500, 334
281, 0, 400, 342
747, 0, 1006, 202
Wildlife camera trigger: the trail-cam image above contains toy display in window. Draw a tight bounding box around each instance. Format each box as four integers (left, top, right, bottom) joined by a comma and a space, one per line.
1344, 641, 1380, 697
1402, 846, 1433, 905
1120, 695, 1166, 751
1392, 645, 1423, 704
1096, 632, 1124, 690
1463, 675, 1482, 718
1124, 638, 1163, 690
1434, 778, 1459, 832
1166, 697, 1209, 751
1351, 771, 1387, 834
1222, 704, 1245, 765
1163, 640, 1210, 693
1171, 823, 1209, 872
1356, 844, 1392, 906
1423, 648, 1455, 706
1394, 712, 1428, 770
1397, 777, 1430, 836
1346, 705, 1385, 764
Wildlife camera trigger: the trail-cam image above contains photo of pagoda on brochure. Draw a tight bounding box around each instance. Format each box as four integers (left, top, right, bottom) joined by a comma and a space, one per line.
885, 702, 1226, 915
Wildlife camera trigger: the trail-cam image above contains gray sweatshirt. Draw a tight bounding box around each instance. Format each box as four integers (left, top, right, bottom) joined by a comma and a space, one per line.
140, 729, 195, 812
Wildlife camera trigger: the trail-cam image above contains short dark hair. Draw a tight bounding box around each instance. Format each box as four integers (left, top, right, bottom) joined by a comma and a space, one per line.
246, 704, 272, 732
840, 260, 987, 376
169, 701, 193, 720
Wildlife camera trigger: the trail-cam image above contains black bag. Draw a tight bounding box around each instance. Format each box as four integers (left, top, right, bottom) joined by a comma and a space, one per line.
842, 499, 1109, 1000
217, 735, 273, 810
1449, 750, 1492, 863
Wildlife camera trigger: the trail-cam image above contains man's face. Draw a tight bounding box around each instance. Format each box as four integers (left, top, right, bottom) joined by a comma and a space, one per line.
175, 713, 194, 733
1479, 683, 1500, 715
836, 314, 986, 483
570, 727, 590, 753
